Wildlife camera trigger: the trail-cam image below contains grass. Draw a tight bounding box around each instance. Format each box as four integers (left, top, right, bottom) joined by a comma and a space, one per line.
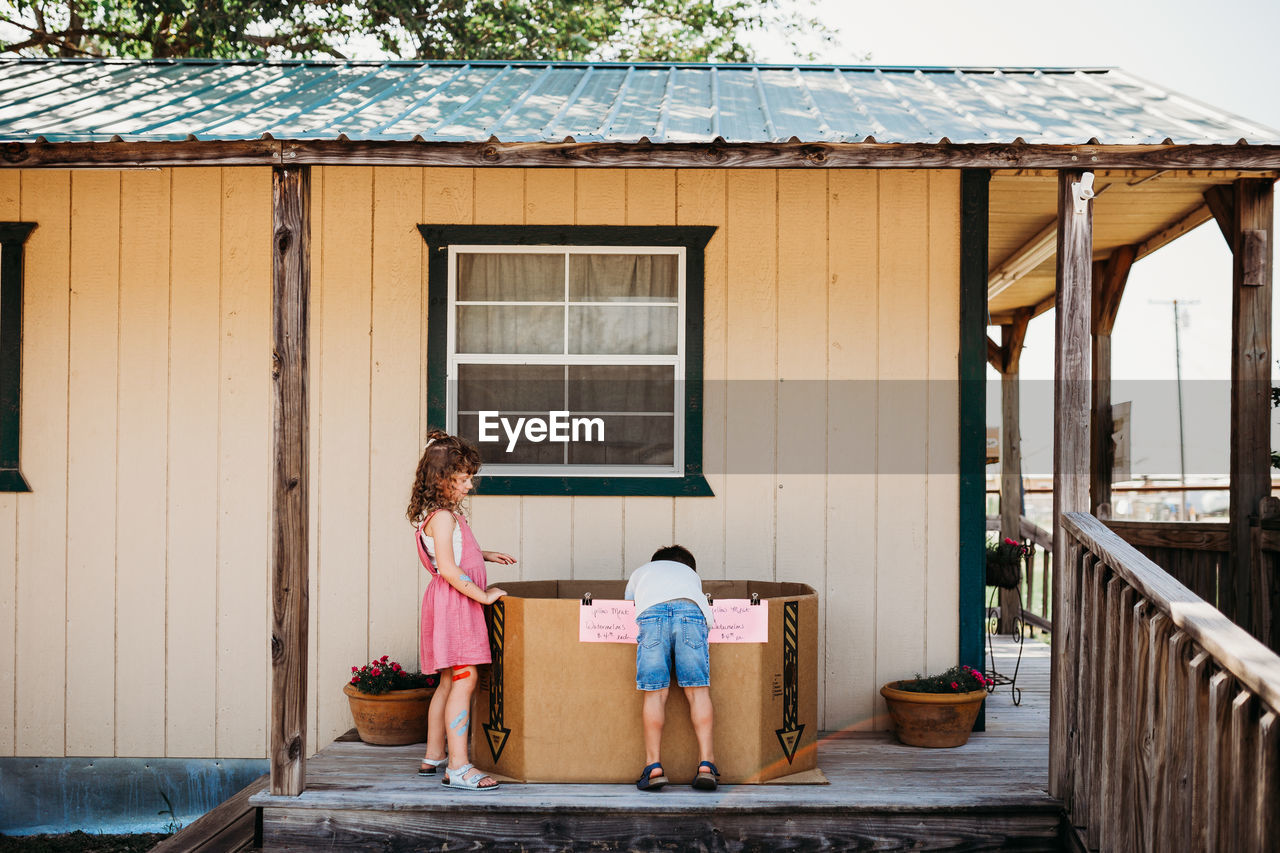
0, 833, 167, 852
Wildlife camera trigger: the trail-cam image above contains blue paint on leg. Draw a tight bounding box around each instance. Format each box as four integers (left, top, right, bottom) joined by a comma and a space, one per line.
449, 710, 469, 735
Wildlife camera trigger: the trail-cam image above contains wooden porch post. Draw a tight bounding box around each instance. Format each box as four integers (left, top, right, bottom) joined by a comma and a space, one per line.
1227, 178, 1274, 636
1049, 170, 1094, 803
271, 165, 311, 796
998, 313, 1030, 634
1090, 245, 1136, 516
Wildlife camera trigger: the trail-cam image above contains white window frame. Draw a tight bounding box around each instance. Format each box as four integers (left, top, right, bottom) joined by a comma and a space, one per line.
446, 244, 686, 478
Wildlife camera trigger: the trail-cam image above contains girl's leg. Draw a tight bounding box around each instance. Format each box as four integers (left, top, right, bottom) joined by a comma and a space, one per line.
444, 665, 497, 788
423, 669, 451, 762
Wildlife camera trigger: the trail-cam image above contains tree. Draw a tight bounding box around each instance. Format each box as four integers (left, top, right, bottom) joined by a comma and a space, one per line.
0, 0, 830, 62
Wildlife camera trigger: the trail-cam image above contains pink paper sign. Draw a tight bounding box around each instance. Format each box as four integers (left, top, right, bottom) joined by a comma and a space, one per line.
578, 600, 768, 643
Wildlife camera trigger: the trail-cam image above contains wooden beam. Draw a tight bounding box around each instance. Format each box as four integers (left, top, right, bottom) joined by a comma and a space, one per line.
998, 322, 1025, 634
1229, 177, 1274, 636
1050, 169, 1094, 805
1204, 185, 1236, 246
988, 219, 1056, 299
6, 139, 1280, 170
986, 336, 1003, 371
1095, 244, 1137, 335
1003, 310, 1032, 374
271, 165, 311, 797
1090, 245, 1135, 516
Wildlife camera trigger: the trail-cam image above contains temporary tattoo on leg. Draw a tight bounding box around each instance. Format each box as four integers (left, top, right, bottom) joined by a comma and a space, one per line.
449, 710, 469, 735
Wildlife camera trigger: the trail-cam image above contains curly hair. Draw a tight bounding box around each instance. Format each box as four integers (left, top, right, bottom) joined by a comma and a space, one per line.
406, 429, 482, 524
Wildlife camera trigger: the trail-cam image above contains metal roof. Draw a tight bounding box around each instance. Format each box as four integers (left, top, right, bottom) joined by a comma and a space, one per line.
1, 58, 1276, 146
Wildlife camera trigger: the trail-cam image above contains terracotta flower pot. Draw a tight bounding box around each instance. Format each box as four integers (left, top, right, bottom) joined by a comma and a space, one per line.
879, 681, 986, 748
343, 683, 434, 746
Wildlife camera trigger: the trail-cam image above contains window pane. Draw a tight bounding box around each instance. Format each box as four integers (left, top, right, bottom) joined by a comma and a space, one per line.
458, 253, 564, 302
458, 305, 564, 354
568, 305, 677, 355
569, 254, 677, 302
457, 413, 566, 466
566, 415, 675, 466
567, 365, 675, 413
458, 363, 565, 413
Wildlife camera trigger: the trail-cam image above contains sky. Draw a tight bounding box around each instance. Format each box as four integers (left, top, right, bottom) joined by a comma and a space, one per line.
749, 0, 1280, 478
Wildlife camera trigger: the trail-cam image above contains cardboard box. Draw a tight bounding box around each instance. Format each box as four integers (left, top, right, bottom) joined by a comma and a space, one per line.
472, 579, 818, 784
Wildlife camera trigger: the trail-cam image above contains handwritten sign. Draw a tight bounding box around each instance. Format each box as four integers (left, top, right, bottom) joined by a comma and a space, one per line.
578, 600, 768, 644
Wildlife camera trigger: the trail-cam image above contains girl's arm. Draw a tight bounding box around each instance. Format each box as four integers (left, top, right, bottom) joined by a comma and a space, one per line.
482, 550, 516, 565
426, 512, 505, 605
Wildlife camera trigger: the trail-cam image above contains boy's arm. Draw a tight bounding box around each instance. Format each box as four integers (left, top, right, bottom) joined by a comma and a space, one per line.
624, 568, 639, 601
426, 512, 503, 605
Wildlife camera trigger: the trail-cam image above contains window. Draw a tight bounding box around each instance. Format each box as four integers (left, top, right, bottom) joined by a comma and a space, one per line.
419, 225, 714, 496
0, 223, 34, 492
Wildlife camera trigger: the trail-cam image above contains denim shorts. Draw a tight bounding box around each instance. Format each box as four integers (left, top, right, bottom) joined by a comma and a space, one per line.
635, 599, 710, 691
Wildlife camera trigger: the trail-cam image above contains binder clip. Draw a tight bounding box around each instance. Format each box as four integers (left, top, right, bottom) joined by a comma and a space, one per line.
750, 593, 760, 606
705, 592, 714, 605
581, 592, 592, 606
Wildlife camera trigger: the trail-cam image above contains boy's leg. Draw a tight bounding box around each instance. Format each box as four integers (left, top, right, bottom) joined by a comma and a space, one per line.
684, 685, 715, 765
424, 670, 451, 761
642, 688, 669, 777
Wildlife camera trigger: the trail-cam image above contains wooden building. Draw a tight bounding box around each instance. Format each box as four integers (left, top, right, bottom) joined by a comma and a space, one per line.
1, 59, 1278, 846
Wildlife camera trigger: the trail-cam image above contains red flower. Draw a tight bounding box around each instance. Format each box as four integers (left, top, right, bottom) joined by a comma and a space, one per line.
350, 676, 358, 684
380, 655, 389, 662
391, 662, 402, 672
1003, 537, 1017, 546
351, 666, 359, 673
371, 668, 381, 677
950, 681, 959, 690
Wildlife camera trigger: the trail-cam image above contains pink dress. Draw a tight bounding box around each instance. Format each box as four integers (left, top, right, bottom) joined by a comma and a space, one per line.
418, 510, 492, 672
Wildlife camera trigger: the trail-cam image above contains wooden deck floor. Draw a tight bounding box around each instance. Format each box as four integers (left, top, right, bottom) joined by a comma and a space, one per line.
252, 635, 1059, 851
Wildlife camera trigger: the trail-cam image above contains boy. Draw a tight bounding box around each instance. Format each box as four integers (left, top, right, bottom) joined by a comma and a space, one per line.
624, 544, 718, 791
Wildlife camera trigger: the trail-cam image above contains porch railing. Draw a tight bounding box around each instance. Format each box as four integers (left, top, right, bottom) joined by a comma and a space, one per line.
1101, 519, 1228, 606
1056, 512, 1280, 852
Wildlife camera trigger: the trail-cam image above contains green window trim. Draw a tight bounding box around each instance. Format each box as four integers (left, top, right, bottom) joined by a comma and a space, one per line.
418, 224, 715, 497
0, 223, 34, 493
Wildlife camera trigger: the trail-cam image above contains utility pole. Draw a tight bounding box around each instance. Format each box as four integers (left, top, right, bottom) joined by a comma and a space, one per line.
1151, 298, 1199, 519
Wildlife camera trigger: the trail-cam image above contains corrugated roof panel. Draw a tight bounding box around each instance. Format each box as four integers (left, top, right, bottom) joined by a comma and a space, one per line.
757, 68, 830, 141
0, 61, 149, 129
923, 70, 1027, 142
800, 69, 880, 141
257, 63, 418, 137
545, 66, 630, 140
0, 59, 1275, 146
86, 63, 262, 137
302, 65, 469, 138
487, 66, 587, 139
114, 64, 303, 140
377, 65, 503, 138
714, 68, 770, 142
431, 65, 547, 139
661, 67, 715, 142
972, 71, 1104, 143
604, 66, 670, 141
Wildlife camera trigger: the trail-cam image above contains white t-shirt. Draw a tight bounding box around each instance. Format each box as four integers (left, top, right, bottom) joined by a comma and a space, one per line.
419, 525, 463, 567
624, 560, 714, 627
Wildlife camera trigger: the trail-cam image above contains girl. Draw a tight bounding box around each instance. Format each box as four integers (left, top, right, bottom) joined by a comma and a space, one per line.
408, 429, 515, 791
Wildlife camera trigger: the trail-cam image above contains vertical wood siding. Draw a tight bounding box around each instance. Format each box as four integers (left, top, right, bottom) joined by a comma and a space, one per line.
2, 166, 959, 758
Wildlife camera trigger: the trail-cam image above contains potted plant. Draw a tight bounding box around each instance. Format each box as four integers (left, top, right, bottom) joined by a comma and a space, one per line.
985, 536, 1030, 589
880, 665, 989, 747
343, 655, 439, 746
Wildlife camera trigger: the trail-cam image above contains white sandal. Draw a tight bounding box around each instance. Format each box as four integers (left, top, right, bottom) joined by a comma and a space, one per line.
418, 756, 447, 776
442, 762, 500, 791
